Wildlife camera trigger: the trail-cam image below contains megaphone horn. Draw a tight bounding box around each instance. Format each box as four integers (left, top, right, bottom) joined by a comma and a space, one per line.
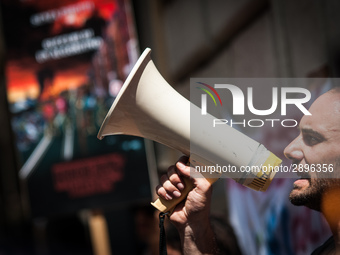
98, 48, 191, 155
98, 48, 282, 213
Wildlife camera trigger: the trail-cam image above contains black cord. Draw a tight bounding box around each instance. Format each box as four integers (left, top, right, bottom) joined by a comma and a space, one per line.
159, 212, 169, 255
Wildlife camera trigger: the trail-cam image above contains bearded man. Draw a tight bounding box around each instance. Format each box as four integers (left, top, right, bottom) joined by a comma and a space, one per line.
156, 88, 340, 254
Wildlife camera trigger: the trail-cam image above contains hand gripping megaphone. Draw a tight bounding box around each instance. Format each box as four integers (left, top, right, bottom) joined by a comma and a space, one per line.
97, 48, 282, 213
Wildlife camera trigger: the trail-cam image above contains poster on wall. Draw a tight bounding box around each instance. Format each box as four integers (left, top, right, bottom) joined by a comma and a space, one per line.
1, 0, 152, 217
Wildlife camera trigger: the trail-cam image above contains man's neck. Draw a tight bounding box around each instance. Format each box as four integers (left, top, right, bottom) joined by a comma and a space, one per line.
320, 192, 340, 254
332, 225, 340, 254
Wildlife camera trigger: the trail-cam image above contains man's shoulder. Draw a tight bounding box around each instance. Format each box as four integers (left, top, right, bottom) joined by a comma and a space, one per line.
311, 236, 334, 255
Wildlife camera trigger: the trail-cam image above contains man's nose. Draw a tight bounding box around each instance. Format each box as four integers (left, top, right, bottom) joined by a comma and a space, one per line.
284, 136, 304, 161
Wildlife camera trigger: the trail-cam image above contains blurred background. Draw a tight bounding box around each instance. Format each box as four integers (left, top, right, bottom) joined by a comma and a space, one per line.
0, 0, 339, 254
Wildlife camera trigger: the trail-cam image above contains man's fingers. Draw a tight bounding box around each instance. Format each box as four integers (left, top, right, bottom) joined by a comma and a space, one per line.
177, 155, 189, 165
162, 179, 181, 197
156, 184, 173, 200
175, 159, 191, 178
167, 165, 185, 191
156, 169, 182, 200
155, 156, 192, 201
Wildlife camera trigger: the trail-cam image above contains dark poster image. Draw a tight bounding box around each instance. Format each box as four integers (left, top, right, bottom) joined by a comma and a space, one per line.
1, 0, 151, 217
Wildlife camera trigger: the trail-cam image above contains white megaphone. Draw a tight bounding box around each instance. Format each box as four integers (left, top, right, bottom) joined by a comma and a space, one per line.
98, 48, 282, 213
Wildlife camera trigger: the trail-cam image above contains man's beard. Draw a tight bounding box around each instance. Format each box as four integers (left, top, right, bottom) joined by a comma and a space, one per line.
289, 159, 340, 211
289, 178, 330, 211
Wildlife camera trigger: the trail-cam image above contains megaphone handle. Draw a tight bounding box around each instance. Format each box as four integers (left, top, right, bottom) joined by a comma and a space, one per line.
151, 177, 194, 214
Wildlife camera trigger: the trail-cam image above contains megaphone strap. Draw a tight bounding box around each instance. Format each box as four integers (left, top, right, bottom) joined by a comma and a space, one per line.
159, 212, 169, 255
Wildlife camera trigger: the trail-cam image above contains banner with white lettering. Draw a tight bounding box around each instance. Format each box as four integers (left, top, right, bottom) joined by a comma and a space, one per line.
1, 0, 150, 218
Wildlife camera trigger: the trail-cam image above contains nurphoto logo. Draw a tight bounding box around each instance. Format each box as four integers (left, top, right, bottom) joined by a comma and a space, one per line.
196, 81, 312, 128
